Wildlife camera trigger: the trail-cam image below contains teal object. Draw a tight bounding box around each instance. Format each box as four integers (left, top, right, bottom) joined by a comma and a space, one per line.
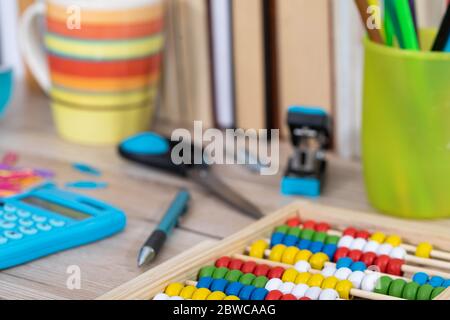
0, 67, 13, 118
65, 181, 109, 190
281, 177, 320, 198
120, 132, 169, 156
157, 189, 190, 235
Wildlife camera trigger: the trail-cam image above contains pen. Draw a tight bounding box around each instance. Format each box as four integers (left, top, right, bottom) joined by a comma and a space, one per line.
137, 189, 190, 267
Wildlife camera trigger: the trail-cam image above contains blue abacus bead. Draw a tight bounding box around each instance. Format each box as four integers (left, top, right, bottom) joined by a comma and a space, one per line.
283, 235, 299, 247
323, 244, 337, 260
310, 241, 324, 254
429, 276, 444, 288
443, 280, 450, 288
239, 285, 256, 300
251, 288, 269, 301
412, 272, 429, 286
350, 261, 367, 272
298, 239, 312, 250
271, 232, 285, 247
225, 281, 244, 296
210, 279, 228, 292
336, 257, 353, 269
197, 277, 214, 289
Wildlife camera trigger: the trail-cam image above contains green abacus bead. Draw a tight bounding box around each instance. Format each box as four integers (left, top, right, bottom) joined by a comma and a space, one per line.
388, 279, 407, 298
287, 227, 302, 238
252, 276, 269, 288
375, 276, 393, 295
199, 266, 216, 278
431, 287, 446, 300
402, 282, 420, 300
301, 229, 315, 241
212, 267, 229, 279
312, 232, 327, 243
325, 235, 340, 245
225, 270, 243, 283
417, 284, 434, 300
239, 273, 257, 286
275, 225, 289, 234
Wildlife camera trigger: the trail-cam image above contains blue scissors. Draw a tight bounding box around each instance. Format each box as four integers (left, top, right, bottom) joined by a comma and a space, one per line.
119, 132, 264, 219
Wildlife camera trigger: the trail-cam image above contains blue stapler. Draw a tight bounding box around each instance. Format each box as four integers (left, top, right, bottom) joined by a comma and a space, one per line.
281, 106, 332, 198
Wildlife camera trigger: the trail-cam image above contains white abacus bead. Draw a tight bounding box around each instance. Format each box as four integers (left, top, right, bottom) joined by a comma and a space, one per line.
348, 271, 365, 289
304, 287, 322, 300
363, 241, 380, 253
338, 235, 354, 248
377, 243, 394, 256
153, 293, 170, 300
390, 246, 407, 259
169, 296, 184, 300
265, 278, 283, 291
319, 289, 340, 301
350, 238, 367, 251
294, 260, 311, 273
334, 267, 353, 280
361, 273, 380, 292
292, 284, 309, 299
321, 266, 337, 278
279, 282, 296, 295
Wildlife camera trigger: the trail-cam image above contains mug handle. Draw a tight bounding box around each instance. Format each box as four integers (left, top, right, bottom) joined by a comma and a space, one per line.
19, 2, 51, 93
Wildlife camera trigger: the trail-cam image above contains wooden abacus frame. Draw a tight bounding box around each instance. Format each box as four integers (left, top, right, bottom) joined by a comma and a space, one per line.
98, 201, 450, 300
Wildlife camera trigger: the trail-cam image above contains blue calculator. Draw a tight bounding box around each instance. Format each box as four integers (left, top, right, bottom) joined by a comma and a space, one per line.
0, 183, 126, 269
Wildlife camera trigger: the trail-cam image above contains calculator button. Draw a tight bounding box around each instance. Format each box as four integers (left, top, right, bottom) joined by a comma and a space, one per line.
4, 205, 16, 213
0, 237, 7, 245
19, 226, 38, 236
3, 213, 18, 222
36, 223, 52, 232
0, 221, 16, 229
17, 210, 31, 218
4, 231, 23, 240
19, 219, 34, 227
32, 215, 47, 223
49, 219, 65, 228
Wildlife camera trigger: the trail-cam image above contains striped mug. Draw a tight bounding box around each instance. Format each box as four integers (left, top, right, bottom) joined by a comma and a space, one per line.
19, 0, 164, 145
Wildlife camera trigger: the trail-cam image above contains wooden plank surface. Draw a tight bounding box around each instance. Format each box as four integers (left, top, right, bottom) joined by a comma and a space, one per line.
1, 85, 449, 299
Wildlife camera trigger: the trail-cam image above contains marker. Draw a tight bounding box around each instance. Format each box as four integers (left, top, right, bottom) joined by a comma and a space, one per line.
137, 189, 190, 267
432, 4, 450, 52
385, 0, 405, 48
393, 0, 419, 50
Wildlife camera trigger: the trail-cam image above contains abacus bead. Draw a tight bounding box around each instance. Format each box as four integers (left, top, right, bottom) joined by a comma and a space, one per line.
301, 230, 315, 242
281, 294, 297, 300
213, 267, 229, 279
239, 285, 256, 300
305, 287, 322, 300
374, 255, 391, 273
254, 264, 270, 277
309, 241, 324, 254
322, 276, 339, 290
180, 285, 197, 299
229, 259, 244, 270
265, 278, 283, 291
216, 257, 231, 268
269, 244, 286, 262
286, 217, 301, 227
323, 244, 338, 260
275, 225, 289, 234
390, 247, 407, 260
361, 273, 380, 292
241, 261, 257, 274
295, 249, 313, 262
165, 283, 184, 296
363, 241, 380, 253
370, 232, 386, 243
252, 276, 269, 288
299, 297, 311, 300
388, 279, 407, 298
325, 235, 340, 245
431, 287, 446, 300
334, 267, 352, 280
270, 232, 285, 247
207, 291, 226, 300
169, 296, 183, 300
265, 290, 283, 300
347, 250, 363, 262
279, 282, 296, 294
321, 266, 337, 278
416, 242, 433, 259
412, 272, 429, 286
385, 235, 402, 247
199, 266, 216, 278
338, 235, 354, 248
292, 284, 309, 298
336, 280, 353, 300
225, 282, 244, 296
336, 257, 353, 269
211, 279, 228, 292
319, 289, 339, 300
350, 238, 367, 251
374, 276, 393, 295
377, 243, 394, 256
350, 261, 367, 272
360, 252, 377, 266
287, 227, 302, 237
225, 270, 243, 282
443, 280, 450, 288
334, 247, 350, 262
192, 288, 211, 300
282, 268, 299, 283
294, 260, 311, 273
307, 274, 325, 287
297, 239, 312, 250
312, 231, 327, 242
251, 288, 269, 300
153, 293, 169, 300
402, 282, 420, 300
315, 222, 330, 232
240, 273, 256, 286
283, 235, 299, 247
224, 295, 240, 300
309, 252, 329, 270
295, 272, 312, 284
343, 227, 357, 237
267, 267, 285, 279
197, 277, 214, 289
282, 246, 300, 264
302, 220, 316, 230
249, 240, 268, 259
355, 230, 370, 239
417, 284, 434, 300
429, 276, 444, 288
386, 259, 404, 276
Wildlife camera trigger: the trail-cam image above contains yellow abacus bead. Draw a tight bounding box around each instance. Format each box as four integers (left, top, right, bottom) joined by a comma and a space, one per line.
207, 291, 226, 300
321, 276, 339, 290
281, 268, 299, 283
307, 274, 325, 287
295, 249, 313, 262
165, 283, 184, 297
192, 288, 211, 300
269, 244, 286, 262
385, 235, 402, 247
416, 242, 433, 259
370, 232, 386, 243
309, 252, 329, 270
335, 280, 353, 300
295, 272, 312, 284
179, 285, 196, 299
224, 295, 240, 300
249, 240, 269, 259
281, 247, 300, 265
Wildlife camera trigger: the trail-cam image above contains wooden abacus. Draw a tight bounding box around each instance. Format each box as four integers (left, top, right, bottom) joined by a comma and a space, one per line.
99, 201, 450, 300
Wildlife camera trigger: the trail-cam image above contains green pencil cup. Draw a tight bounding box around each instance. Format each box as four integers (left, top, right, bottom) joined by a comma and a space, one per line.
362, 32, 450, 219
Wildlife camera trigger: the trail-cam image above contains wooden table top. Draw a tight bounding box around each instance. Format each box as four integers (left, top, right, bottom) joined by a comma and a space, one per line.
1, 85, 449, 300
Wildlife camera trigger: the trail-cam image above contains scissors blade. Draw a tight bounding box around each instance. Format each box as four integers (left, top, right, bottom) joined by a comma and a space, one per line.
187, 169, 264, 219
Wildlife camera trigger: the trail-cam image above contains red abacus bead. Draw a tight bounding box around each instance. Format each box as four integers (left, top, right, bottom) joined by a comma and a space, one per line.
343, 227, 357, 237
267, 267, 285, 279
360, 252, 377, 266
348, 250, 363, 262
254, 264, 271, 277
374, 255, 390, 273
299, 297, 311, 300
228, 259, 244, 270
333, 247, 350, 262
386, 259, 404, 276
355, 230, 370, 240
265, 290, 283, 300
287, 217, 301, 227
215, 256, 231, 268
315, 222, 330, 232
302, 220, 316, 230
281, 294, 297, 300
241, 261, 257, 274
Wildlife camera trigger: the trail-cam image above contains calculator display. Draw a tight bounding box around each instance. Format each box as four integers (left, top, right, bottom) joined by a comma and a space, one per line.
21, 197, 91, 220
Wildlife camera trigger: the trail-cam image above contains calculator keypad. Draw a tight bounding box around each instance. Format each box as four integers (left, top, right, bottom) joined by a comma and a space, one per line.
32, 215, 47, 223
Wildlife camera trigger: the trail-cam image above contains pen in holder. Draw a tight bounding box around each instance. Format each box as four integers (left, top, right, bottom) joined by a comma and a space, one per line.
0, 67, 13, 119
